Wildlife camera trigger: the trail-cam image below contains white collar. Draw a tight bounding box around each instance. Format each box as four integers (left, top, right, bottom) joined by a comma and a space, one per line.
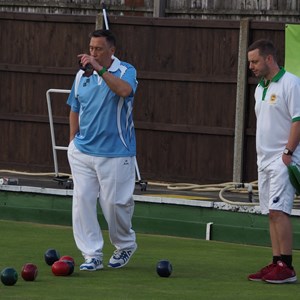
108, 55, 120, 72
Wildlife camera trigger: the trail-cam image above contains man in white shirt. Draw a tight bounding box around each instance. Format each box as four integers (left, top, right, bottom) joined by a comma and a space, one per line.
247, 39, 300, 284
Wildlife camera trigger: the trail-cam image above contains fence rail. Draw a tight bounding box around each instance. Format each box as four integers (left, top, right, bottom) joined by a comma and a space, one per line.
1, 0, 300, 21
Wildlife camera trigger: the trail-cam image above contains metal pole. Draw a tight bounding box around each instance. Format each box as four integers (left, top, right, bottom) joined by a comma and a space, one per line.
46, 89, 71, 177
101, 1, 109, 30
153, 0, 166, 17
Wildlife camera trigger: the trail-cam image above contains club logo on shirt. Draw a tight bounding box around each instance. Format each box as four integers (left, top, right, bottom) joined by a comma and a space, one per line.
83, 78, 90, 87
269, 94, 277, 104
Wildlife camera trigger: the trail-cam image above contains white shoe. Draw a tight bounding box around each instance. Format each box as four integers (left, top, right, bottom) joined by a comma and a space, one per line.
108, 245, 137, 269
80, 258, 103, 271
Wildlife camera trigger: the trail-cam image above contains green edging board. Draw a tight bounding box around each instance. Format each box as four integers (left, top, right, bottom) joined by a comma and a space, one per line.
1, 190, 300, 248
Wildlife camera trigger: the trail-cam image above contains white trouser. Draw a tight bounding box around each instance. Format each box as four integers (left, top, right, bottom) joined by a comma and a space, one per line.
67, 141, 136, 260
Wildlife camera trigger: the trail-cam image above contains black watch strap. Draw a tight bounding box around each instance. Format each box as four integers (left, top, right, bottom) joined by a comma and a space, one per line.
284, 148, 293, 156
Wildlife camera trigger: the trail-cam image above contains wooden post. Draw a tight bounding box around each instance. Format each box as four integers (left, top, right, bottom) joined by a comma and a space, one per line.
95, 13, 104, 30
153, 0, 166, 17
233, 18, 250, 183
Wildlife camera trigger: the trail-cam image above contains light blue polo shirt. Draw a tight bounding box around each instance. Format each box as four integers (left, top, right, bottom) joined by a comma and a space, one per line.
67, 57, 138, 157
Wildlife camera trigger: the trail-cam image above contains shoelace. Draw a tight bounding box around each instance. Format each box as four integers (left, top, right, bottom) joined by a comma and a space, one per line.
113, 250, 132, 260
85, 258, 100, 264
263, 264, 275, 272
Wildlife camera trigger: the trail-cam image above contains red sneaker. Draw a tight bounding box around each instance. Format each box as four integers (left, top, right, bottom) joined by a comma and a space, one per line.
262, 261, 297, 284
248, 263, 276, 281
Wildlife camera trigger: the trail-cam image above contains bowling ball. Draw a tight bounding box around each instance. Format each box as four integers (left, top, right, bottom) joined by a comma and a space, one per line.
51, 260, 70, 276
44, 248, 60, 266
156, 260, 173, 278
1, 267, 18, 286
59, 255, 75, 266
21, 263, 38, 281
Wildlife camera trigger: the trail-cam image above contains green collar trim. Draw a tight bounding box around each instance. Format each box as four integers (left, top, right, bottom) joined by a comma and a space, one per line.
259, 67, 286, 100
292, 116, 300, 122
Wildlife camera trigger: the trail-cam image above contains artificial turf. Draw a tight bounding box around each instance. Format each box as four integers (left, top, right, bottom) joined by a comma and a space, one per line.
0, 219, 299, 300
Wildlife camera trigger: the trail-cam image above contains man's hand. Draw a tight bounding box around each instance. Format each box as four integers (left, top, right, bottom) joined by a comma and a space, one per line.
282, 153, 292, 166
78, 54, 102, 72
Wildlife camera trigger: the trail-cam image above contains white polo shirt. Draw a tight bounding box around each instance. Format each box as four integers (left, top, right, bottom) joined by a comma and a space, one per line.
255, 68, 300, 171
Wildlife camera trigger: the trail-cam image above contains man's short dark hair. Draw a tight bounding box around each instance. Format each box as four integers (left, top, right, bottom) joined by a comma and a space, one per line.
89, 29, 116, 47
247, 39, 278, 61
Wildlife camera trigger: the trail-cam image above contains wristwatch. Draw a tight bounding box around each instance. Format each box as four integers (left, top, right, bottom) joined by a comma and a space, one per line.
283, 148, 293, 156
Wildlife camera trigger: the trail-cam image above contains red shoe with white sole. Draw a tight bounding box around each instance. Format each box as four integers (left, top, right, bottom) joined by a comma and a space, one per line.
262, 261, 297, 284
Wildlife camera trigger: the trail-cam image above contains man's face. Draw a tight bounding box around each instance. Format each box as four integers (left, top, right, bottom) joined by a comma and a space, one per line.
248, 48, 270, 78
89, 36, 115, 65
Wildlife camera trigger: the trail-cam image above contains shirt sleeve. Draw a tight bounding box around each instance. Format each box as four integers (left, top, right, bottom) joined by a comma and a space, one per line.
287, 77, 300, 122
66, 80, 80, 113
121, 64, 138, 95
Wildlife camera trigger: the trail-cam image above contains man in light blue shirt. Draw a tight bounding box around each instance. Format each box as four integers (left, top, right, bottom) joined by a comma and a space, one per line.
67, 29, 138, 271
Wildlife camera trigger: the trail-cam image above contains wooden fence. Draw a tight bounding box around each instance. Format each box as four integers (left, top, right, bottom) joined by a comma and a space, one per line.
0, 12, 286, 184
1, 0, 300, 22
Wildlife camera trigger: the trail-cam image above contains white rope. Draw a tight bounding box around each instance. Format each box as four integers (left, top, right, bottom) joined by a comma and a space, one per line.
147, 180, 300, 207
0, 169, 72, 177
1, 171, 299, 207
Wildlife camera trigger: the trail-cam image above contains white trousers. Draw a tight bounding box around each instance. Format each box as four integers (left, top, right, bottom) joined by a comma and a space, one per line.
67, 141, 136, 260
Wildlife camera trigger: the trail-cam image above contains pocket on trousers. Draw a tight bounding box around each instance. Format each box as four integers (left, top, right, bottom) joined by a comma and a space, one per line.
116, 157, 135, 183
67, 139, 75, 157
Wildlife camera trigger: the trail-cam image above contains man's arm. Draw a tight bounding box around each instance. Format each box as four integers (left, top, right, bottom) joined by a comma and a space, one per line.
101, 71, 132, 98
69, 110, 79, 142
282, 121, 300, 165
